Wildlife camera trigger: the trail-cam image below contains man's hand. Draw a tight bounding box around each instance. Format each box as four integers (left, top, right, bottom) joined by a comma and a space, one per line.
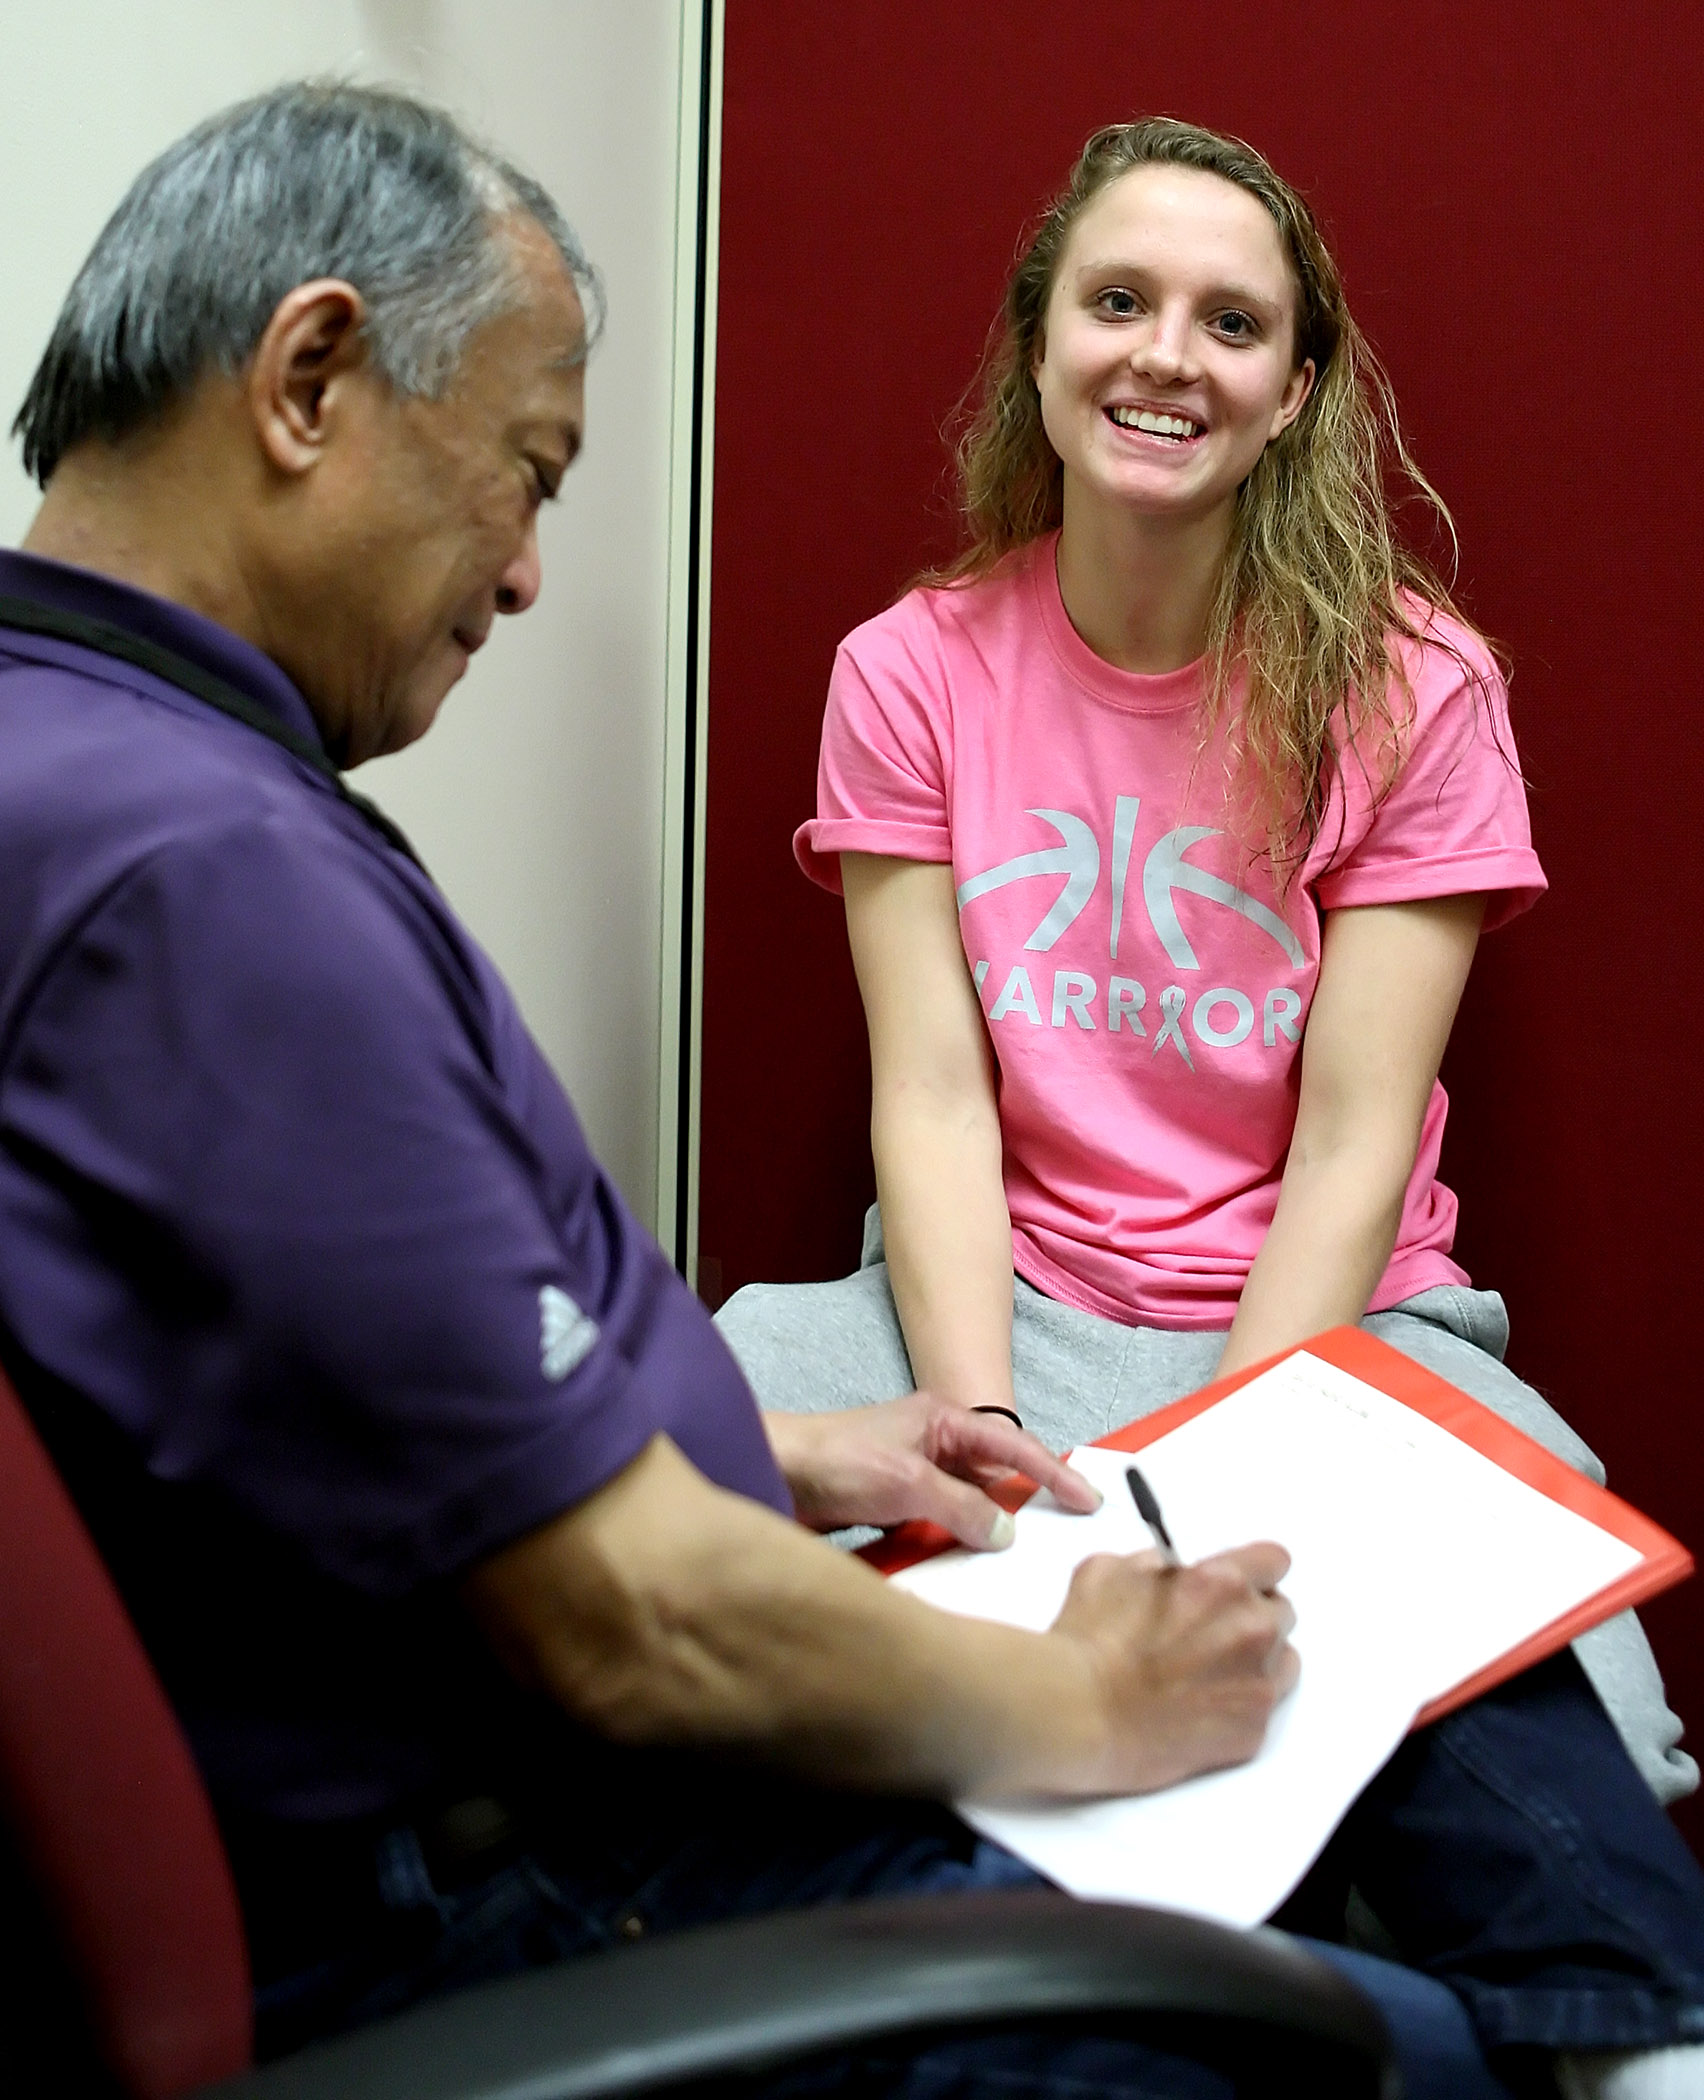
1048, 1543, 1299, 1795
765, 1392, 1102, 1548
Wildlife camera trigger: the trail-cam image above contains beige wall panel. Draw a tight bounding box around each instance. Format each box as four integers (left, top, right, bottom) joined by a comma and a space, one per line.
0, 1, 688, 1226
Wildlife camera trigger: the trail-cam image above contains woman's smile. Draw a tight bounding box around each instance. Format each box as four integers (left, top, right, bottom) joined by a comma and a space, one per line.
1103, 402, 1209, 447
1107, 405, 1204, 438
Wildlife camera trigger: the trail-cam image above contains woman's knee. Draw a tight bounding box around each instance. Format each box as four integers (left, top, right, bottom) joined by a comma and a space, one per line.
1391, 1284, 1511, 1362
1364, 1298, 1607, 1487
715, 1271, 915, 1413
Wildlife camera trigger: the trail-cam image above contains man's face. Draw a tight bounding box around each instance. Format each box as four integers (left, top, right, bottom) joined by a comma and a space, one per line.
278, 221, 587, 766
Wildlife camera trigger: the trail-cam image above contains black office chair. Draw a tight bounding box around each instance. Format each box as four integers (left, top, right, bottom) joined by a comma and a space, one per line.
0, 1363, 1397, 2099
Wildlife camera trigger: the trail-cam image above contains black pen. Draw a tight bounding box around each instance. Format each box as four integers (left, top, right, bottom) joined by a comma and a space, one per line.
1126, 1465, 1180, 1567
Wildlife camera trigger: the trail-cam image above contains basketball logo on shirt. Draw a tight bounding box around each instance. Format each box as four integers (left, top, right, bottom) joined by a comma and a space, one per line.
959, 800, 1307, 1067
539, 1284, 599, 1382
955, 807, 1100, 950
956, 801, 1302, 967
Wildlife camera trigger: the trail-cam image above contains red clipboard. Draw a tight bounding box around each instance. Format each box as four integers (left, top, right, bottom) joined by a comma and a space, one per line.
860, 1326, 1692, 1730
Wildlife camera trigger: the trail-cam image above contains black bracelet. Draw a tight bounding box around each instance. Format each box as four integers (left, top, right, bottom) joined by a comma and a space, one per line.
969, 1404, 1024, 1431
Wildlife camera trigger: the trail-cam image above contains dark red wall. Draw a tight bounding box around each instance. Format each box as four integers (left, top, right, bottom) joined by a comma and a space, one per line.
700, 3, 1704, 1846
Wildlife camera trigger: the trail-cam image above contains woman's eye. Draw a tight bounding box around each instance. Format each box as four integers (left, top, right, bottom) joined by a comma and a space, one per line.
1215, 310, 1257, 341
1097, 288, 1140, 318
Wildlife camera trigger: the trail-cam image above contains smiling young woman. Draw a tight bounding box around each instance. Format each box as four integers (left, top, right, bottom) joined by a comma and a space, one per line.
707, 113, 1704, 2094
715, 118, 1693, 1797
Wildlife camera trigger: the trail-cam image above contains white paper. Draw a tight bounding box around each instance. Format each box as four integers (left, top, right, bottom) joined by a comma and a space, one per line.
893, 1350, 1642, 1928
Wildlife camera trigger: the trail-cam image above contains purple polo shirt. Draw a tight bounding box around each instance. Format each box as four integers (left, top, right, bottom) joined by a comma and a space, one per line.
0, 548, 788, 1828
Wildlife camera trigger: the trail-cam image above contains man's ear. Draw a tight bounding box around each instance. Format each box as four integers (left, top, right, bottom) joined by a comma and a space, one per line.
245, 280, 370, 477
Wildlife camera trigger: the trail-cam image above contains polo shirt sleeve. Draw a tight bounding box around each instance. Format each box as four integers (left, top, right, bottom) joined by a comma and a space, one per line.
1314, 623, 1547, 931
1, 812, 785, 1596
794, 600, 955, 893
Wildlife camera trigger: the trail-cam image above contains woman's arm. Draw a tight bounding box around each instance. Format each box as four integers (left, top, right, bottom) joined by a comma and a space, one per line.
841, 852, 1016, 1414
1217, 893, 1486, 1378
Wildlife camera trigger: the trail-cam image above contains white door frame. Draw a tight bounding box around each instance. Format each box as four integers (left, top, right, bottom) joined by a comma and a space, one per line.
654, 0, 723, 1280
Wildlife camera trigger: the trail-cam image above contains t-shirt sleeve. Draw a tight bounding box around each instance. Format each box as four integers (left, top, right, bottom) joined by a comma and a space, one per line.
1, 816, 784, 1597
793, 606, 955, 894
1314, 626, 1547, 931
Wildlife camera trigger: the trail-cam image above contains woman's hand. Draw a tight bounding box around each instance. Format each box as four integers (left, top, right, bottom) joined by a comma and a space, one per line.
765, 1392, 1103, 1548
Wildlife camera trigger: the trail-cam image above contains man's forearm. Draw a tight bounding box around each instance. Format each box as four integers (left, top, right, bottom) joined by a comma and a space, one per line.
466, 1433, 1101, 1798
466, 1434, 1296, 1805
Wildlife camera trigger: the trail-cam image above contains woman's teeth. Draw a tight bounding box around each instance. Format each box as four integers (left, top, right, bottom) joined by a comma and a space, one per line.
1108, 407, 1202, 440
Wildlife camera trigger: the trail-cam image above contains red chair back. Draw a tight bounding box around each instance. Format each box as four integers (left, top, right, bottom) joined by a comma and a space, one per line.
0, 1364, 251, 2095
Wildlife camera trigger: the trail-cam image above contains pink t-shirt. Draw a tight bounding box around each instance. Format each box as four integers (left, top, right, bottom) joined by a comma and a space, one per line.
795, 535, 1546, 1330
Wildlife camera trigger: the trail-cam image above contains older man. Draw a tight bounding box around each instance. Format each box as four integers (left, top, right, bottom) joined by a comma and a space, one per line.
1, 86, 1701, 2100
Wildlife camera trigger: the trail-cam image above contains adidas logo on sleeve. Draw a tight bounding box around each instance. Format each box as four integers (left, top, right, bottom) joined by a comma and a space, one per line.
539, 1284, 599, 1382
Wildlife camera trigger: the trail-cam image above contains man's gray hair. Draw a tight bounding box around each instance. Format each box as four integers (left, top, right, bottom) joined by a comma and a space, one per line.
13, 81, 603, 486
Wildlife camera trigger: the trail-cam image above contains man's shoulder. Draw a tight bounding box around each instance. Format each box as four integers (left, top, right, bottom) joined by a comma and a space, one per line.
0, 636, 336, 839
0, 646, 440, 1016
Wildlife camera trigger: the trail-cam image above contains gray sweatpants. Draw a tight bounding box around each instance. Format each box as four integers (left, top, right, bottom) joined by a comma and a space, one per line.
717, 1208, 1697, 1807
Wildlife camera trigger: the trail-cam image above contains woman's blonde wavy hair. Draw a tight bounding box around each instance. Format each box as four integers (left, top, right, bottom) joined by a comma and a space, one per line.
928, 116, 1490, 873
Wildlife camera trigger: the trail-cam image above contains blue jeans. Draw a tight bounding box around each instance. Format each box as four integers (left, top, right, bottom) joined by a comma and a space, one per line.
247, 1656, 1704, 2099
